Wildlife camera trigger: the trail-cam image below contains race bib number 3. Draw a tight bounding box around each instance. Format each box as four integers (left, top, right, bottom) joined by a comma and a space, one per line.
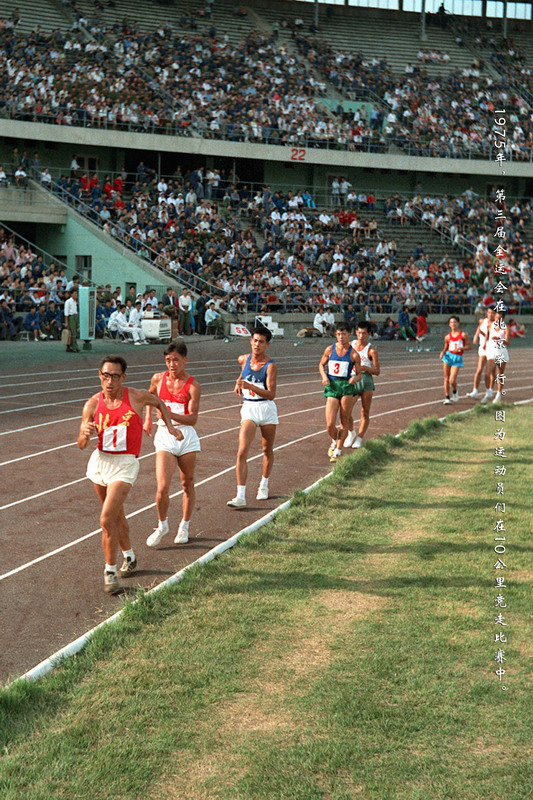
102, 425, 127, 452
328, 360, 349, 378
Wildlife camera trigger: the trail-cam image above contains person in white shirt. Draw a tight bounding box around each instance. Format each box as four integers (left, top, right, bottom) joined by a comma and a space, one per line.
313, 310, 327, 336
178, 288, 192, 335
128, 301, 144, 328
108, 304, 148, 344
64, 289, 79, 352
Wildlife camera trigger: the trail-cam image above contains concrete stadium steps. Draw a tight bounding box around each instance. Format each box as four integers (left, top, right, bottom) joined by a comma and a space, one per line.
73, 0, 259, 43
254, 2, 484, 78
309, 203, 458, 266
0, 0, 71, 34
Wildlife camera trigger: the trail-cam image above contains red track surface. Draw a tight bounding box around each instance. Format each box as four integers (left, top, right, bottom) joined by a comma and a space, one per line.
0, 338, 531, 683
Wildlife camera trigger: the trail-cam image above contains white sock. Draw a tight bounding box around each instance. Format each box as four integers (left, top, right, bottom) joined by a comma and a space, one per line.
105, 563, 117, 574
259, 476, 269, 490
333, 448, 342, 457
179, 519, 190, 532
330, 438, 336, 447
122, 549, 135, 560
236, 485, 246, 501
157, 519, 169, 533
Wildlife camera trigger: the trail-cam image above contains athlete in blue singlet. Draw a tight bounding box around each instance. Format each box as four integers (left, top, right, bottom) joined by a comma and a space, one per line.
227, 326, 278, 508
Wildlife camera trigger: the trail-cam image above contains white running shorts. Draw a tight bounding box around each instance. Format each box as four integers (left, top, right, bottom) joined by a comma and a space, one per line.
485, 343, 509, 363
240, 400, 278, 426
154, 424, 201, 457
86, 449, 140, 487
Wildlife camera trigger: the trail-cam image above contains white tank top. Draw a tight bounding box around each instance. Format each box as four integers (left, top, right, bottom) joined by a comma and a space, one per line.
491, 321, 506, 342
351, 341, 373, 367
479, 318, 490, 340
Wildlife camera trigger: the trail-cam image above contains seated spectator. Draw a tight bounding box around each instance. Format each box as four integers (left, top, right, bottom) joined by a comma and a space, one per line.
108, 304, 149, 344
204, 300, 224, 336
24, 306, 45, 340
378, 317, 397, 340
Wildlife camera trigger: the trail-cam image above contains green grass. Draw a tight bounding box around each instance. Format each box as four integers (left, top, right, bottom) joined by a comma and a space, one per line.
0, 405, 531, 800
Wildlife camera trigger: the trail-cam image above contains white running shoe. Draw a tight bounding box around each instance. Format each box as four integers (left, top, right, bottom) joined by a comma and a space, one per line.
146, 527, 168, 547
480, 391, 492, 405
466, 389, 480, 399
174, 525, 189, 544
492, 391, 503, 404
344, 430, 355, 448
443, 398, 452, 405
227, 496, 246, 508
451, 391, 459, 403
352, 436, 363, 448
256, 487, 269, 500
134, 341, 143, 346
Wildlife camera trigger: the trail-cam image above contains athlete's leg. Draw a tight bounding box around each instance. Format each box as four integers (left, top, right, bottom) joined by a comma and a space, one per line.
155, 450, 178, 524
485, 359, 496, 390
443, 362, 451, 397
94, 481, 132, 567
325, 396, 340, 441
235, 419, 257, 487
449, 365, 460, 394
177, 451, 196, 522
357, 391, 373, 438
472, 355, 485, 390
338, 395, 355, 447
259, 424, 276, 479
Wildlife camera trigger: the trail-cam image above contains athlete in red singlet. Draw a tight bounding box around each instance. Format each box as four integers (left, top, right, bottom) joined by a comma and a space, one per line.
78, 355, 182, 594
144, 341, 201, 546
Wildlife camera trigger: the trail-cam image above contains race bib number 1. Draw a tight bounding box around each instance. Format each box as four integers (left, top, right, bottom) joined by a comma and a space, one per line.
102, 425, 127, 452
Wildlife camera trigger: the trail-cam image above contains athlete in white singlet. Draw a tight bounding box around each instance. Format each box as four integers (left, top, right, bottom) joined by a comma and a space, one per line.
345, 321, 381, 449
467, 307, 495, 400
482, 310, 510, 405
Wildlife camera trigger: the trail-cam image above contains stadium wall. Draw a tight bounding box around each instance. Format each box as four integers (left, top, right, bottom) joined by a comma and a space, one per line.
1, 121, 531, 180
36, 214, 181, 294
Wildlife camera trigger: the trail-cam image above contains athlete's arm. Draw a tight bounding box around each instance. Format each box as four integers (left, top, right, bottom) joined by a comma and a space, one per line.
364, 346, 381, 376
319, 346, 333, 386
143, 372, 162, 436
472, 323, 481, 346
131, 388, 184, 440
438, 334, 449, 360
240, 363, 277, 401
77, 395, 98, 450
170, 380, 201, 426
348, 349, 362, 383
233, 354, 247, 396
462, 332, 472, 351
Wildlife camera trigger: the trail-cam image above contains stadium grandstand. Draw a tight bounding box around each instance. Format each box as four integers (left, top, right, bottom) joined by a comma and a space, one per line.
0, 0, 531, 342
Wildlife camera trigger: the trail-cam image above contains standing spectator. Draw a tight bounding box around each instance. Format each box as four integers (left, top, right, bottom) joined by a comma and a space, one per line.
178, 288, 192, 335
64, 289, 80, 352
195, 289, 208, 334
415, 296, 429, 341
398, 306, 417, 341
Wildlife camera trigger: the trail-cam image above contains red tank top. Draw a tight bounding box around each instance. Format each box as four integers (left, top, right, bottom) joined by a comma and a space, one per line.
447, 332, 465, 355
158, 372, 194, 423
96, 387, 143, 456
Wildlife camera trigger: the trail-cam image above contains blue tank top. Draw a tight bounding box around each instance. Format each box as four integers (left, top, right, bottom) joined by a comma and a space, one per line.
327, 343, 353, 380
241, 354, 273, 402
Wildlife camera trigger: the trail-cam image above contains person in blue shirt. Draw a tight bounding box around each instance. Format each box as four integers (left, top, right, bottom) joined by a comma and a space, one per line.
24, 306, 44, 341
398, 306, 417, 340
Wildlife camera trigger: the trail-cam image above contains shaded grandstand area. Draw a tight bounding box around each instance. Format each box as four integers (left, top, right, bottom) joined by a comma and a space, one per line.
0, 0, 531, 160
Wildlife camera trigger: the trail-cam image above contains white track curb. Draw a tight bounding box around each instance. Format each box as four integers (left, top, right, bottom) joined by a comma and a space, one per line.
13, 472, 332, 686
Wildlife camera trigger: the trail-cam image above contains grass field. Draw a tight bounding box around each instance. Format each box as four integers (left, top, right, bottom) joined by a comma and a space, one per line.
0, 405, 531, 800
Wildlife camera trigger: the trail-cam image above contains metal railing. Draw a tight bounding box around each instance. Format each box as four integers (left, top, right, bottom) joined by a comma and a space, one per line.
2, 108, 530, 163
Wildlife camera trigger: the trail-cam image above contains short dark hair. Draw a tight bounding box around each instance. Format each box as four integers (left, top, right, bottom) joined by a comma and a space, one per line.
357, 321, 371, 332
335, 322, 351, 333
252, 325, 272, 342
100, 355, 127, 373
448, 315, 460, 323
164, 340, 188, 357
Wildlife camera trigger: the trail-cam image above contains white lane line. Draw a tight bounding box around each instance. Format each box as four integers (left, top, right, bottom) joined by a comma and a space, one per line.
0, 359, 446, 417
514, 397, 533, 405
1, 369, 530, 466
0, 426, 341, 583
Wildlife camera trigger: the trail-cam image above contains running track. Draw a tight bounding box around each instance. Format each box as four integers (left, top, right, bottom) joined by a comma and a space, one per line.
0, 337, 531, 683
